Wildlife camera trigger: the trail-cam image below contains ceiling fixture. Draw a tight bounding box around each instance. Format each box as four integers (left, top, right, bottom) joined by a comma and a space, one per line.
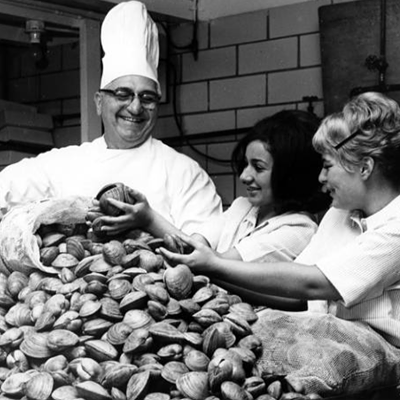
25, 19, 48, 70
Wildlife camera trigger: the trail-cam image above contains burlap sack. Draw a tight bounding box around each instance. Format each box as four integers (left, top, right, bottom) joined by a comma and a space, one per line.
0, 196, 92, 275
253, 308, 400, 396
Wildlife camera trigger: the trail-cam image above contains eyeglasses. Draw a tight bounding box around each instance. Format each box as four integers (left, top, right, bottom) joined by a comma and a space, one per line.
334, 130, 360, 150
99, 87, 160, 110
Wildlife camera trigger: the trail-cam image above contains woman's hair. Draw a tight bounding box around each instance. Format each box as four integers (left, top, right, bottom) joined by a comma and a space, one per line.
231, 109, 330, 214
313, 92, 400, 187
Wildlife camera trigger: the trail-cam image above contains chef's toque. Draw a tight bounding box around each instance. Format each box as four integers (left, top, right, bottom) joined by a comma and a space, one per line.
100, 1, 160, 94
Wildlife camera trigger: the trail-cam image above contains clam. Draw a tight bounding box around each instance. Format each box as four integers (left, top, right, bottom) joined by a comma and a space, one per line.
106, 322, 134, 346
42, 232, 66, 247
43, 294, 69, 317
147, 300, 168, 321
5, 303, 33, 327
75, 380, 112, 400
192, 286, 215, 304
161, 361, 189, 384
46, 329, 80, 351
1, 371, 38, 396
223, 313, 252, 338
126, 370, 151, 400
108, 279, 132, 300
79, 300, 102, 318
0, 292, 15, 308
144, 284, 170, 305
51, 253, 80, 269
208, 357, 234, 393
220, 381, 253, 400
35, 310, 56, 331
184, 349, 210, 372
0, 327, 24, 348
6, 349, 29, 372
148, 322, 186, 344
100, 297, 123, 321
119, 291, 148, 313
123, 238, 152, 254
66, 237, 86, 261
179, 299, 201, 316
101, 362, 137, 389
103, 240, 126, 266
24, 371, 54, 400
84, 339, 118, 362
70, 357, 103, 382
53, 310, 81, 331
43, 355, 69, 374
132, 273, 155, 292
123, 309, 154, 331
121, 252, 141, 268
176, 371, 209, 400
6, 271, 29, 299
157, 343, 183, 362
51, 385, 80, 400
136, 249, 164, 273
20, 332, 54, 358
163, 264, 193, 300
123, 328, 153, 355
243, 376, 267, 398
229, 303, 258, 323
25, 290, 50, 309
59, 267, 77, 284
96, 182, 133, 217
89, 258, 113, 275
202, 322, 235, 357
202, 297, 230, 315
82, 318, 113, 337
192, 309, 222, 328
75, 254, 103, 277
85, 280, 108, 296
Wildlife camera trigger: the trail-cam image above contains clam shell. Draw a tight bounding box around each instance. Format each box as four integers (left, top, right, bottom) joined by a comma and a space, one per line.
108, 279, 132, 301
75, 254, 103, 277
192, 286, 215, 304
147, 300, 168, 321
144, 284, 170, 305
75, 380, 112, 400
161, 360, 189, 384
223, 313, 252, 338
192, 309, 222, 328
20, 332, 54, 358
84, 340, 118, 362
126, 370, 151, 400
51, 253, 80, 269
119, 291, 148, 313
229, 303, 258, 323
157, 343, 183, 362
136, 250, 164, 273
0, 327, 23, 348
202, 297, 230, 315
220, 381, 253, 400
51, 385, 80, 400
123, 238, 151, 254
46, 329, 80, 351
42, 232, 66, 247
163, 264, 193, 300
96, 182, 131, 216
123, 309, 154, 330
24, 371, 54, 400
5, 303, 33, 327
238, 334, 262, 356
148, 322, 186, 344
179, 299, 201, 316
103, 240, 126, 266
184, 349, 210, 372
176, 371, 209, 400
106, 322, 134, 346
132, 273, 155, 292
100, 297, 123, 321
1, 371, 38, 396
82, 318, 113, 337
101, 362, 137, 389
66, 237, 86, 261
6, 272, 29, 299
79, 300, 102, 318
123, 328, 153, 354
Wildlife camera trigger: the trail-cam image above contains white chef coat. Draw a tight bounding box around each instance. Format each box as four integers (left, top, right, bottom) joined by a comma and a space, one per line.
0, 136, 222, 234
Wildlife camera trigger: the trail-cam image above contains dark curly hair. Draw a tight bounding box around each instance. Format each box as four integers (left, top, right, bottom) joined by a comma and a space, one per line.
231, 110, 330, 215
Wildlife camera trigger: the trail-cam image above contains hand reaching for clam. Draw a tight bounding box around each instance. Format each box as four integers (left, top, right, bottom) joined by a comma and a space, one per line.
157, 234, 218, 274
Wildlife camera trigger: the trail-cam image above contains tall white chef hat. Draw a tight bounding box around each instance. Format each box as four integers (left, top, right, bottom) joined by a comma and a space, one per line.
100, 1, 160, 94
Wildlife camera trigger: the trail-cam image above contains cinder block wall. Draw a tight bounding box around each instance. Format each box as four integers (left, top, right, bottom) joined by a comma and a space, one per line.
155, 0, 359, 206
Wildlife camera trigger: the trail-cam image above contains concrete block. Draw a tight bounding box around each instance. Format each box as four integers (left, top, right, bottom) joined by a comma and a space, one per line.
182, 47, 236, 82
169, 20, 209, 54
239, 38, 297, 75
207, 141, 236, 174
0, 126, 53, 147
178, 82, 208, 113
211, 11, 267, 47
178, 144, 208, 171
210, 75, 266, 110
153, 116, 181, 139
270, 0, 331, 38
8, 76, 40, 103
62, 42, 80, 70
40, 70, 80, 101
300, 33, 321, 67
211, 174, 235, 206
237, 104, 296, 129
0, 110, 53, 130
182, 111, 235, 135
0, 100, 37, 113
52, 125, 81, 148
268, 67, 323, 104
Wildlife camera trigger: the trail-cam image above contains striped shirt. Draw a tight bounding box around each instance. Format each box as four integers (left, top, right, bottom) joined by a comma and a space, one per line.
296, 196, 400, 347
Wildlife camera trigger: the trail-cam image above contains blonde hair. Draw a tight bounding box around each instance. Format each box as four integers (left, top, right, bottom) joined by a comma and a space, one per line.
313, 92, 400, 183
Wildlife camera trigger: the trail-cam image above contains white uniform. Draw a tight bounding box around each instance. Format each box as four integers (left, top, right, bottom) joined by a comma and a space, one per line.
0, 136, 222, 234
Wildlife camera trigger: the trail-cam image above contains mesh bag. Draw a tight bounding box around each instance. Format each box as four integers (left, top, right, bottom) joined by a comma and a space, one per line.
252, 309, 400, 396
0, 196, 92, 275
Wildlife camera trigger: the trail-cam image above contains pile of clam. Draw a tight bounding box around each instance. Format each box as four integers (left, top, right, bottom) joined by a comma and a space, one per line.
0, 185, 322, 400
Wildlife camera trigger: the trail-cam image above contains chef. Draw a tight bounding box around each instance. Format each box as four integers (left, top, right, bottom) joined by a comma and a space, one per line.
0, 1, 222, 233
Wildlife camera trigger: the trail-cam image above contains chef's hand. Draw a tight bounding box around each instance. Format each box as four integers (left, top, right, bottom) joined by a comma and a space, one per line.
93, 188, 153, 235
157, 234, 218, 274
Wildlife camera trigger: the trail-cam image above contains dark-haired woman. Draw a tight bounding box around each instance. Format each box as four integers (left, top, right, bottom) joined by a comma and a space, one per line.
95, 110, 329, 310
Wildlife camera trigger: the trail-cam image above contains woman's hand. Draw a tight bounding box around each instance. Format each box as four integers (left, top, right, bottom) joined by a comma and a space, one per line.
157, 234, 219, 274
93, 188, 153, 235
